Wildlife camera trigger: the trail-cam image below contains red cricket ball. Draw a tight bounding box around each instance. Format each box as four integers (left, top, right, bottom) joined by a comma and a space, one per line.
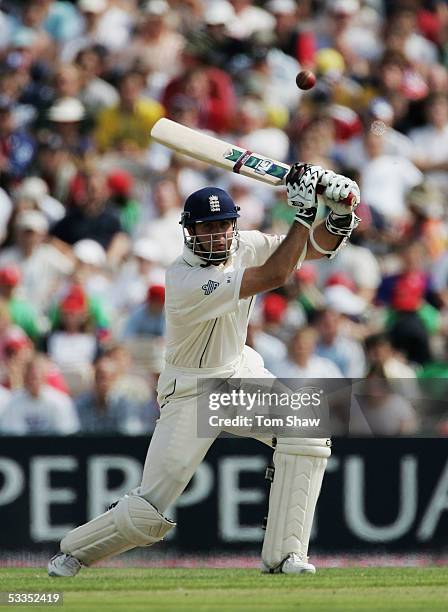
295, 70, 316, 91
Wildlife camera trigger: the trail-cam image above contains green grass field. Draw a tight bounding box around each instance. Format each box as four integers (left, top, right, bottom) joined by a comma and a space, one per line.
1, 567, 447, 612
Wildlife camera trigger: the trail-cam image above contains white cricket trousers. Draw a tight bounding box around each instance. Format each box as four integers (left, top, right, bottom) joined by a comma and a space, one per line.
139, 346, 274, 513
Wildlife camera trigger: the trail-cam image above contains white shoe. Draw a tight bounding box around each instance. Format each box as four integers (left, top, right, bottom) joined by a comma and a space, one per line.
48, 553, 82, 577
262, 553, 316, 574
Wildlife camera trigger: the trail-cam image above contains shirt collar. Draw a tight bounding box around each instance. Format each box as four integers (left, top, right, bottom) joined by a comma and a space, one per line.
182, 244, 236, 269
182, 245, 205, 267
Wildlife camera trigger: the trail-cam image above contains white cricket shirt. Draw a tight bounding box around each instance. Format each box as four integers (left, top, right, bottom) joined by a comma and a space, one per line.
164, 230, 305, 369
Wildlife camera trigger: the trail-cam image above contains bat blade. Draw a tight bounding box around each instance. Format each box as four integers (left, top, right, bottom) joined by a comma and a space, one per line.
150, 118, 290, 186
150, 118, 357, 207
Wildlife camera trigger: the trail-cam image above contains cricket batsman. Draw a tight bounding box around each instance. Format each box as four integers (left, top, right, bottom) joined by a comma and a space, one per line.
48, 164, 360, 576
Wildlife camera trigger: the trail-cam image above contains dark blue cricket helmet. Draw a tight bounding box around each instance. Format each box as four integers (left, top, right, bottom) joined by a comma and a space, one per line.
180, 187, 240, 262
180, 187, 240, 225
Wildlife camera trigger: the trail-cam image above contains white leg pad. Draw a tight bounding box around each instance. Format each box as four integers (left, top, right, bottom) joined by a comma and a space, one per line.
61, 494, 175, 565
262, 438, 331, 570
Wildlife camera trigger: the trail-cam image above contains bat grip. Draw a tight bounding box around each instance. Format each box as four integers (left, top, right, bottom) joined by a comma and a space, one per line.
316, 184, 357, 208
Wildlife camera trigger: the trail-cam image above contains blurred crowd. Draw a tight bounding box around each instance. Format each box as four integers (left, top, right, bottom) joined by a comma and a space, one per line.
0, 0, 447, 436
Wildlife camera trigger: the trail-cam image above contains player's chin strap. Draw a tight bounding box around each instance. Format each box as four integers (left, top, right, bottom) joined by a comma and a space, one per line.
310, 211, 361, 260
262, 437, 331, 572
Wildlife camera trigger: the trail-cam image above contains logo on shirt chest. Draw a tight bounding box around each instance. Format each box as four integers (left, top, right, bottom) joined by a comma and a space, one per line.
202, 280, 220, 295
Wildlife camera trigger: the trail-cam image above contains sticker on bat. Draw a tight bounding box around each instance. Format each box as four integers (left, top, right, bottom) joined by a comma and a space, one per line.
254, 159, 275, 175
224, 148, 288, 180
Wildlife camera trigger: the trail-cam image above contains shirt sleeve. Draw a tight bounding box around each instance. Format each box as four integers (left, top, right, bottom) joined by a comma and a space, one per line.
240, 230, 307, 269
167, 265, 246, 325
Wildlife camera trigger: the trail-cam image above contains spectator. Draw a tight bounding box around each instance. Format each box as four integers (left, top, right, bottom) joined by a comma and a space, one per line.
107, 169, 141, 236
47, 97, 90, 156
71, 239, 110, 302
0, 210, 73, 313
95, 70, 164, 154
75, 46, 119, 118
336, 97, 414, 168
380, 242, 436, 366
122, 284, 165, 339
314, 308, 366, 377
0, 96, 35, 186
162, 52, 236, 133
350, 370, 419, 436
291, 115, 337, 170
323, 283, 368, 324
0, 355, 79, 435
360, 129, 423, 222
50, 168, 129, 263
288, 264, 326, 315
227, 0, 275, 40
274, 326, 343, 378
103, 343, 154, 406
121, 1, 184, 78
109, 238, 165, 313
403, 181, 446, 262
45, 284, 100, 374
0, 330, 69, 395
31, 131, 75, 200
259, 292, 288, 343
13, 176, 65, 225
52, 63, 82, 100
75, 355, 155, 434
43, 0, 84, 44
0, 327, 34, 390
246, 320, 287, 376
364, 332, 418, 398
267, 0, 316, 68
316, 233, 381, 303
200, 1, 243, 73
240, 42, 301, 116
410, 93, 448, 194
0, 265, 43, 342
140, 177, 183, 266
61, 0, 133, 61
386, 6, 438, 66
260, 291, 306, 344
318, 0, 379, 68
233, 98, 290, 162
227, 174, 265, 231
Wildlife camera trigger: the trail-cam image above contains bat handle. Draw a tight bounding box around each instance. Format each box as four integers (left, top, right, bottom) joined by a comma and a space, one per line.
316, 184, 357, 208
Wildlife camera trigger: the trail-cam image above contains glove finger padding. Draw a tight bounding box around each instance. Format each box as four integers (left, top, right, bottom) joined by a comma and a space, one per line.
318, 169, 337, 188
324, 176, 360, 215
285, 162, 306, 186
286, 163, 323, 210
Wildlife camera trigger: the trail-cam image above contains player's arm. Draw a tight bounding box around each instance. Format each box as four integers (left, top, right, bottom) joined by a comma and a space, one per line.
306, 170, 361, 261
240, 164, 320, 299
240, 221, 310, 299
240, 164, 361, 298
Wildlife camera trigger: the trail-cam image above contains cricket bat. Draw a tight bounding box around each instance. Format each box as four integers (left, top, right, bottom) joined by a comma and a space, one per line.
150, 118, 357, 204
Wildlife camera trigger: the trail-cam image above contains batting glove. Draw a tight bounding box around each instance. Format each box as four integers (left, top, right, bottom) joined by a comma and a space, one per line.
319, 170, 361, 215
286, 163, 324, 229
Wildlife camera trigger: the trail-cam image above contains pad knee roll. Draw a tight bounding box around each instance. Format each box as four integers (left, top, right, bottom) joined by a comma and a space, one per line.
61, 495, 175, 565
262, 438, 331, 570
